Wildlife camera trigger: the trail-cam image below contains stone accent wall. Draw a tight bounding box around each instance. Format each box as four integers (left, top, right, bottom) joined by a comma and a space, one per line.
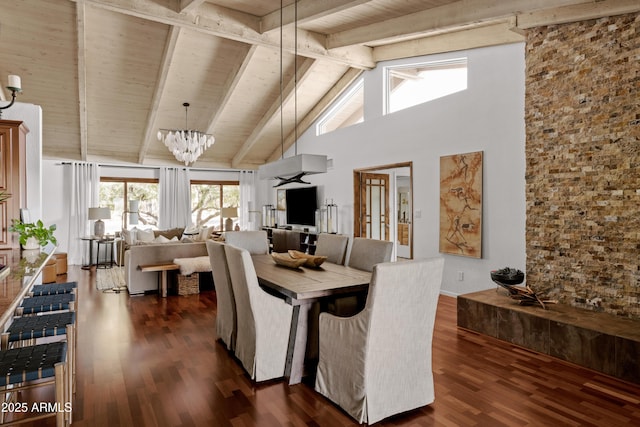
525, 13, 640, 319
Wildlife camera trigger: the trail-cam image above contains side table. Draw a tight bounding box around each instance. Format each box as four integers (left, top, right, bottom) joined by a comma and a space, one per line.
81, 236, 116, 269
95, 238, 115, 269
80, 237, 95, 270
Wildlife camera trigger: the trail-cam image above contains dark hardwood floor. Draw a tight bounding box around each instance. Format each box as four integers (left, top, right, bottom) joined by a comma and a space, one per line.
12, 265, 640, 426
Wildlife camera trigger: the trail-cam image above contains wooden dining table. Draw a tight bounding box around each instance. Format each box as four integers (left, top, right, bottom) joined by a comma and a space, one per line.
251, 253, 372, 385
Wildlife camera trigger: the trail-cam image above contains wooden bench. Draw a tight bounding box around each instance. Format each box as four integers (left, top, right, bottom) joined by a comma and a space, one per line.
138, 263, 179, 298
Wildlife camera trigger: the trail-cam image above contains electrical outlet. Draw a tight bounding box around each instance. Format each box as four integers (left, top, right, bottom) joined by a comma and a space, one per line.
457, 271, 464, 281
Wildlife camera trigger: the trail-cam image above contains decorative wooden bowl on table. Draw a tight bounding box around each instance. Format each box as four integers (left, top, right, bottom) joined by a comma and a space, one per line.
271, 252, 307, 269
288, 250, 328, 268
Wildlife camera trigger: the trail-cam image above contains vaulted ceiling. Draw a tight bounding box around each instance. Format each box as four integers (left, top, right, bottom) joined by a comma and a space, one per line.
1, 0, 636, 169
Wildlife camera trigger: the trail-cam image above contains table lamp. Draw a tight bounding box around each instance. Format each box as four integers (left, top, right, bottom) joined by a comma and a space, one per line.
88, 207, 111, 237
222, 207, 238, 231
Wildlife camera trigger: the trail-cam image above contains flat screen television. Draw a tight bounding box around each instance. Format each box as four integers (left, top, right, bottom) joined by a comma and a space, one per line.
285, 186, 318, 226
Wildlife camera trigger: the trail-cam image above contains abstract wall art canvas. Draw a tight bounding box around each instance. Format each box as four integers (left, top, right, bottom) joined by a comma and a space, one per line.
277, 189, 286, 211
439, 151, 483, 258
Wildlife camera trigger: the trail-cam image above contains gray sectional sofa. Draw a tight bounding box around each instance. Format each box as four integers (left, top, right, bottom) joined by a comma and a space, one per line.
124, 242, 209, 295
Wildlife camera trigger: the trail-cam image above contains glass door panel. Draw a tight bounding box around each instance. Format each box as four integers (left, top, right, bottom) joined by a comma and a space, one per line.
360, 173, 389, 240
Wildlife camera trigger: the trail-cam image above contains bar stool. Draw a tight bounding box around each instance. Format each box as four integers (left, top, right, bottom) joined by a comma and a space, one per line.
30, 281, 77, 297
0, 342, 71, 426
2, 312, 75, 347
17, 293, 75, 316
1, 312, 76, 396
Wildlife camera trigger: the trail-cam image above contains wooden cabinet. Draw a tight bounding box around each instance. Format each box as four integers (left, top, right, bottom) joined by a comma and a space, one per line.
398, 223, 410, 246
299, 232, 317, 255
0, 120, 28, 250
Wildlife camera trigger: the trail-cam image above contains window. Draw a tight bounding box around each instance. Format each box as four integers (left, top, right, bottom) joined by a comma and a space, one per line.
385, 58, 467, 114
316, 77, 364, 135
99, 178, 239, 233
191, 181, 239, 231
99, 178, 159, 234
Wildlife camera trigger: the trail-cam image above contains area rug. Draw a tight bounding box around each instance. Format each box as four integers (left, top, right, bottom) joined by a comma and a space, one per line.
96, 267, 127, 293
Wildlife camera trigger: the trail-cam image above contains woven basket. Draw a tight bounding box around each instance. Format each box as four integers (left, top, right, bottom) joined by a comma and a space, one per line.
178, 274, 199, 295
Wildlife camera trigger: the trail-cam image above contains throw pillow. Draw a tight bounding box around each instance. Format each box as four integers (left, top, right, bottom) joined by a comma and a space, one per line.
153, 235, 170, 244
198, 226, 213, 241
182, 225, 199, 239
121, 228, 135, 246
154, 227, 185, 240
137, 228, 155, 243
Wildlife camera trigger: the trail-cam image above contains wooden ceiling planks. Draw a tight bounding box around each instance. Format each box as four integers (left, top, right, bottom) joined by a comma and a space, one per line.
1, 0, 633, 168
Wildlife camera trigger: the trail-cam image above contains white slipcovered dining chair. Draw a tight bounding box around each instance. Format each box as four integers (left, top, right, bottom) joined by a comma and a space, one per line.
315, 257, 444, 424
206, 241, 235, 351
224, 244, 293, 382
314, 234, 349, 265
224, 231, 269, 255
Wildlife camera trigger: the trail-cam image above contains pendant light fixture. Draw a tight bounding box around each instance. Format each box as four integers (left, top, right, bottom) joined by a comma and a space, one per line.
258, 0, 327, 186
157, 102, 215, 166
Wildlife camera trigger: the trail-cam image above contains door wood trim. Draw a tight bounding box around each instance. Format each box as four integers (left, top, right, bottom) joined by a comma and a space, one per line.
353, 161, 413, 258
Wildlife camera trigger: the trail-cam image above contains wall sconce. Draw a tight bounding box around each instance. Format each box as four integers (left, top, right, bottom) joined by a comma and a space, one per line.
0, 75, 22, 119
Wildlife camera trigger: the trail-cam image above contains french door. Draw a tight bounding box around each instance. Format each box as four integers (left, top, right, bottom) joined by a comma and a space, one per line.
354, 172, 390, 240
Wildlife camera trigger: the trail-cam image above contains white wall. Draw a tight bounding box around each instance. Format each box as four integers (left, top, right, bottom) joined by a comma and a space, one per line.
39, 42, 526, 293
265, 43, 527, 296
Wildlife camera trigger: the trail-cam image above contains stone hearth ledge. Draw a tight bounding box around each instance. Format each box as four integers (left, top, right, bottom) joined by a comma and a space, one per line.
457, 289, 640, 385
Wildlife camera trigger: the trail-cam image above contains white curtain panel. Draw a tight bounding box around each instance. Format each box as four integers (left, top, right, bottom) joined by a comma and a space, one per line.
159, 167, 191, 229
239, 170, 256, 231
65, 162, 99, 265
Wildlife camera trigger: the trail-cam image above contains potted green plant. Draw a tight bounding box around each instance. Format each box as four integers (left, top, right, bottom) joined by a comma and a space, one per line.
9, 219, 58, 250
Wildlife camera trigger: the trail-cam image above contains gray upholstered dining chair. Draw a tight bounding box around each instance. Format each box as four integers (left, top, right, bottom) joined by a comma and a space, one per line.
271, 229, 287, 253
329, 237, 394, 316
224, 244, 293, 382
206, 241, 235, 351
315, 257, 444, 424
347, 237, 393, 271
223, 230, 269, 255
314, 234, 349, 265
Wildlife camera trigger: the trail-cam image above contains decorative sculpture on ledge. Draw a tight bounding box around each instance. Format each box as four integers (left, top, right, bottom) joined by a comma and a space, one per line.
490, 267, 556, 309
